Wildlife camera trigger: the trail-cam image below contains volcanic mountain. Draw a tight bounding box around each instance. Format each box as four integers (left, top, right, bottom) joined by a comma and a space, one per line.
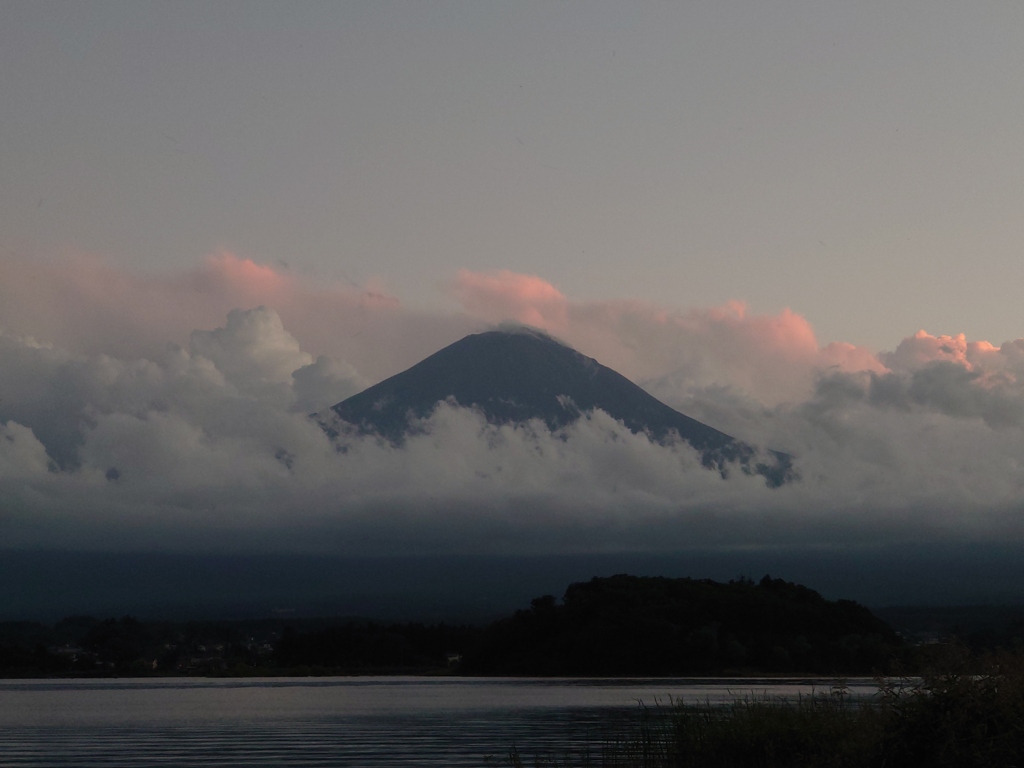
322, 328, 793, 487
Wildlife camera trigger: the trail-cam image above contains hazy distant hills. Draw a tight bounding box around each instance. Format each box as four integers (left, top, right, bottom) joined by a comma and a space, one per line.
322, 327, 793, 487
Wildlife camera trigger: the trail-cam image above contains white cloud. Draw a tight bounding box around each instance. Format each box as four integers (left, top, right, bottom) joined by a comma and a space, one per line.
189, 307, 312, 401
2, 259, 1024, 555
0, 421, 52, 480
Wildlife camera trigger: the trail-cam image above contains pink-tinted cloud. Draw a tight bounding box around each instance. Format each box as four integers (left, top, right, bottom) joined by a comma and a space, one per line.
182, 251, 294, 304
819, 342, 889, 374
877, 330, 1024, 395
0, 251, 478, 383
1, 255, 899, 410
0, 251, 299, 358
6, 255, 1024, 417
452, 270, 885, 405
882, 331, 976, 372
452, 269, 569, 331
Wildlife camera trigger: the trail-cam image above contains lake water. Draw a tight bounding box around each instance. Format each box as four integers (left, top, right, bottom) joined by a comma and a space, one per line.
0, 676, 879, 767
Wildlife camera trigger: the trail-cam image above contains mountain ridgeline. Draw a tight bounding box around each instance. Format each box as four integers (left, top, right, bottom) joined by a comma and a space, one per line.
322, 328, 793, 487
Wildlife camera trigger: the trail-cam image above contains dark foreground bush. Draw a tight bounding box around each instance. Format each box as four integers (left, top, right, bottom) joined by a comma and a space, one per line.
504, 646, 1024, 768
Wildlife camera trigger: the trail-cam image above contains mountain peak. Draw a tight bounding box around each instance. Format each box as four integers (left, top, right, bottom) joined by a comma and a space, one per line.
490, 322, 560, 340
322, 329, 794, 487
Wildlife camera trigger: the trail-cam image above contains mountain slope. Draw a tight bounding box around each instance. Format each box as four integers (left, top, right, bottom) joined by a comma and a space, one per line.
322, 328, 793, 486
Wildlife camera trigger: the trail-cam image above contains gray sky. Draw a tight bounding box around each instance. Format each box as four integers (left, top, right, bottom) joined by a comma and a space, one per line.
3, 1, 1023, 350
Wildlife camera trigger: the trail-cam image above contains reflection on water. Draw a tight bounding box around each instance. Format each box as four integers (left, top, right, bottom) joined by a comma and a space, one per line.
0, 677, 878, 767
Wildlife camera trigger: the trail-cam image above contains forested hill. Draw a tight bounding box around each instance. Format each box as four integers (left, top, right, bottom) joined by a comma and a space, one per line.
460, 574, 902, 676
0, 575, 905, 677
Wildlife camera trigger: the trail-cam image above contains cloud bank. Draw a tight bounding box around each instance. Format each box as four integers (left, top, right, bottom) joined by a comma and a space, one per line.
2, 255, 1024, 554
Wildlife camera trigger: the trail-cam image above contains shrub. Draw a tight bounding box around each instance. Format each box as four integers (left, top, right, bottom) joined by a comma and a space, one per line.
505, 645, 1024, 767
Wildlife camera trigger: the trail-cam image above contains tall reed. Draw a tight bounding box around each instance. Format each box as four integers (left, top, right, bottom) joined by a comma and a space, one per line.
503, 646, 1024, 767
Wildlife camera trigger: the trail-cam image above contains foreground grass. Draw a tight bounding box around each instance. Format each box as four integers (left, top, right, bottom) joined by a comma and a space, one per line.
504, 645, 1024, 767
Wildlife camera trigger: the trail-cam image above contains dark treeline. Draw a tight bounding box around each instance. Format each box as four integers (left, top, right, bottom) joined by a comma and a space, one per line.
874, 604, 1024, 649
461, 574, 903, 676
273, 622, 478, 673
0, 615, 475, 676
1, 615, 275, 676
4, 574, 1023, 678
